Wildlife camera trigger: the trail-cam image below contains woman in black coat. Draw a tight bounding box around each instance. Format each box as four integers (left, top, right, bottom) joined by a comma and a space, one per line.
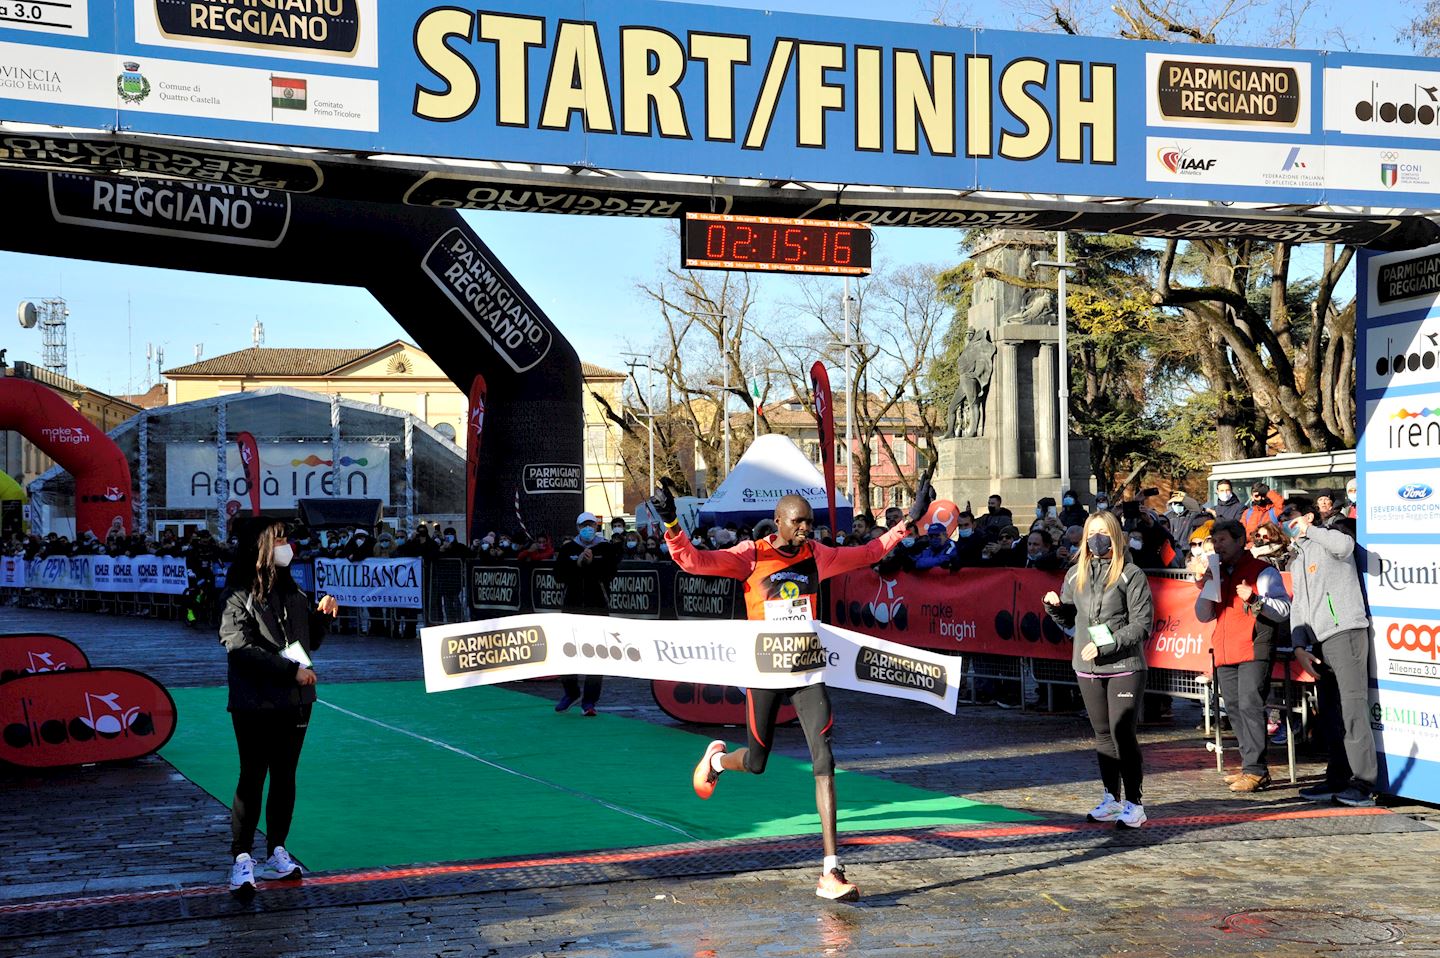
218, 516, 338, 897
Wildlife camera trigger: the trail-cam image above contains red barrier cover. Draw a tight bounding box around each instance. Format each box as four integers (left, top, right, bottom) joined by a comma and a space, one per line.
652, 680, 797, 728
827, 566, 1310, 680
0, 633, 90, 684
0, 668, 177, 768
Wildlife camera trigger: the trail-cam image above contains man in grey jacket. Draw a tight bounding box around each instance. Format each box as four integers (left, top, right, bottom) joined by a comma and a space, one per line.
1283, 496, 1376, 807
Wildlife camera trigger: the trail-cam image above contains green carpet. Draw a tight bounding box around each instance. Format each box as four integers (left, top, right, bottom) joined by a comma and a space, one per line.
163, 681, 1033, 872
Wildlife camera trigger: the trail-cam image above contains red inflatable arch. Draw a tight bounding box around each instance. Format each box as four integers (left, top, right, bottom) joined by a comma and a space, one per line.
0, 379, 132, 538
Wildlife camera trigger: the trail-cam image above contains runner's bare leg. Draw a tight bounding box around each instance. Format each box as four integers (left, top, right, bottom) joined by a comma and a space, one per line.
816, 774, 838, 859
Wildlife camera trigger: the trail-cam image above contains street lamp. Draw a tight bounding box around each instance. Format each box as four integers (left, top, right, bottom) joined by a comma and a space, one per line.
620, 352, 657, 492
690, 309, 733, 481
1033, 232, 1078, 498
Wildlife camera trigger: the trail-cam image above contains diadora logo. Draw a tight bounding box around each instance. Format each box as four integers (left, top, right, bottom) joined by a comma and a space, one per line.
1158, 145, 1217, 174
1387, 622, 1440, 660
1399, 483, 1433, 501
563, 631, 641, 663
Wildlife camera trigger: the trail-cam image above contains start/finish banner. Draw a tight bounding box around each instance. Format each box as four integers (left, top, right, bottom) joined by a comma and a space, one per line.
421, 613, 961, 713
0, 0, 1437, 217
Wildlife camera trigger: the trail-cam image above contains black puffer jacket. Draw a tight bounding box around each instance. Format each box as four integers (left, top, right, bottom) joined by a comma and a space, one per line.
1046, 558, 1154, 674
219, 585, 328, 711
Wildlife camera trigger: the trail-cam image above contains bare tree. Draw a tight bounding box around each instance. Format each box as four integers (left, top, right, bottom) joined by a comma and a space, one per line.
783, 264, 949, 511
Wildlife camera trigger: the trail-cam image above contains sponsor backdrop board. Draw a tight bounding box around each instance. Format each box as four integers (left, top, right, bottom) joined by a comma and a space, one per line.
1358, 243, 1440, 802
2, 2, 1440, 211
165, 442, 390, 510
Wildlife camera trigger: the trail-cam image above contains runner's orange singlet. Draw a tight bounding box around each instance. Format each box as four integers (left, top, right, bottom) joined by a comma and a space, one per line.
742, 538, 821, 620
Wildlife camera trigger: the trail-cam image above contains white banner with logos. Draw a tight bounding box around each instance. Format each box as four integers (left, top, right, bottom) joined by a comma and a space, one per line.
165, 442, 391, 509
0, 556, 26, 588
421, 613, 961, 713
315, 558, 422, 609
15, 555, 189, 594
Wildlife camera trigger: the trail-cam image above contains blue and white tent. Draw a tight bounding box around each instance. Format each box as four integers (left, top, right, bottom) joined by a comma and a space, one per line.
697, 434, 852, 531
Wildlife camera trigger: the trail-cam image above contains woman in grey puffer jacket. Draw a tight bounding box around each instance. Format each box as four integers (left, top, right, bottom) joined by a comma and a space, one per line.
1044, 509, 1155, 829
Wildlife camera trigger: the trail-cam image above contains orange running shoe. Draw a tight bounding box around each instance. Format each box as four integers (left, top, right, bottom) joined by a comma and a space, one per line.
816, 867, 860, 902
692, 740, 726, 799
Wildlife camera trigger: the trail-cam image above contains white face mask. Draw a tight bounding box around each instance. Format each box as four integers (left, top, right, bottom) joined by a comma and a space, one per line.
1217, 490, 1234, 502
272, 543, 294, 567
1128, 536, 1143, 551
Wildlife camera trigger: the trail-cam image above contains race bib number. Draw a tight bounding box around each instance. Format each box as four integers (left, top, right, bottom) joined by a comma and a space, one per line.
764, 598, 811, 622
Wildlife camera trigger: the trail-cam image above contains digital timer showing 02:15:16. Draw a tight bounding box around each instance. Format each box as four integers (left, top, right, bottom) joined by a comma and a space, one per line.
681, 213, 872, 276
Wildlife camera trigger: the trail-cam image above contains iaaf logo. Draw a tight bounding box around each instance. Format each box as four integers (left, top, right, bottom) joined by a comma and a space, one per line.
1399, 483, 1434, 501
2, 690, 155, 749
1157, 145, 1217, 174
1387, 622, 1440, 660
39, 427, 89, 444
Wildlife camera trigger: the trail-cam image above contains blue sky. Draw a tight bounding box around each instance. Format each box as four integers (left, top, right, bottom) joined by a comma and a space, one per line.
0, 0, 1418, 396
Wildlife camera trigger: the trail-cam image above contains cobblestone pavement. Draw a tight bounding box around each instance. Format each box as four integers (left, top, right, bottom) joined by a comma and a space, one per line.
4, 607, 1438, 957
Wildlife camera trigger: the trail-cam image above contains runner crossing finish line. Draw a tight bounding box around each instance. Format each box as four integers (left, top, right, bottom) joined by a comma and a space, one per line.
423, 479, 948, 903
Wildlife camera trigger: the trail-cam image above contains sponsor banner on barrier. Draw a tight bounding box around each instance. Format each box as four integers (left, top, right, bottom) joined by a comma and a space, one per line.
0, 555, 24, 588
0, 668, 178, 768
314, 558, 422, 609
0, 633, 90, 683
1364, 467, 1440, 534
421, 613, 960, 713
18, 555, 190, 594
1364, 393, 1440, 463
165, 441, 390, 509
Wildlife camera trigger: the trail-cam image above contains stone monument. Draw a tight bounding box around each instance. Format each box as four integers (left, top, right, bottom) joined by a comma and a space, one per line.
935, 230, 1093, 515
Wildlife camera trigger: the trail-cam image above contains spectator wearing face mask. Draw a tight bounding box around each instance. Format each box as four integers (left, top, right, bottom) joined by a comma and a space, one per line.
372, 529, 398, 559
913, 522, 958, 571
1165, 493, 1209, 561
623, 532, 643, 558
1023, 530, 1063, 571
553, 512, 621, 716
947, 511, 984, 569
1058, 491, 1088, 529
1344, 478, 1358, 520
342, 527, 376, 562
439, 528, 472, 558
979, 495, 1013, 540
1210, 479, 1244, 524
1242, 483, 1283, 539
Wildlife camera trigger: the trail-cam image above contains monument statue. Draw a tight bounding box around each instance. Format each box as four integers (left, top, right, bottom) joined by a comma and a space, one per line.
946, 329, 996, 439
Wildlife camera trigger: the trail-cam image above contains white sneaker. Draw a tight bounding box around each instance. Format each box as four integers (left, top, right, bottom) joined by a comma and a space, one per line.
229, 853, 256, 897
256, 845, 302, 881
1085, 791, 1124, 822
1115, 801, 1147, 829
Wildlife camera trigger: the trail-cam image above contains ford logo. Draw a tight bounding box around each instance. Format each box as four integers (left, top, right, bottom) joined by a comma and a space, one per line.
1399, 483, 1434, 501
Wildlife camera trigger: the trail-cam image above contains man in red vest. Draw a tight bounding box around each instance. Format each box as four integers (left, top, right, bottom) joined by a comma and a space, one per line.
652, 479, 933, 902
1193, 519, 1291, 792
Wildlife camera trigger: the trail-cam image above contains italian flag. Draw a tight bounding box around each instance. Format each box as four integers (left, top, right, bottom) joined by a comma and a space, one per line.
750, 378, 763, 416
271, 76, 307, 111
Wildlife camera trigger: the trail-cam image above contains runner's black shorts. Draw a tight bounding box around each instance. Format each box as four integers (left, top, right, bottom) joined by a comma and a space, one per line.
744, 684, 834, 776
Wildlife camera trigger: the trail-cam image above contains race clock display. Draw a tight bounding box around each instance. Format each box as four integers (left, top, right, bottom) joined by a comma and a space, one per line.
681, 213, 872, 276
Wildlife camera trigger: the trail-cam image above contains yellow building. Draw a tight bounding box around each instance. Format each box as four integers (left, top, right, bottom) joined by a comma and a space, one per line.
163, 341, 628, 519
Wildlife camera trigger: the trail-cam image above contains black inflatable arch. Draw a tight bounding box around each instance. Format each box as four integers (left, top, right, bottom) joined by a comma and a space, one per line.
0, 169, 581, 540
